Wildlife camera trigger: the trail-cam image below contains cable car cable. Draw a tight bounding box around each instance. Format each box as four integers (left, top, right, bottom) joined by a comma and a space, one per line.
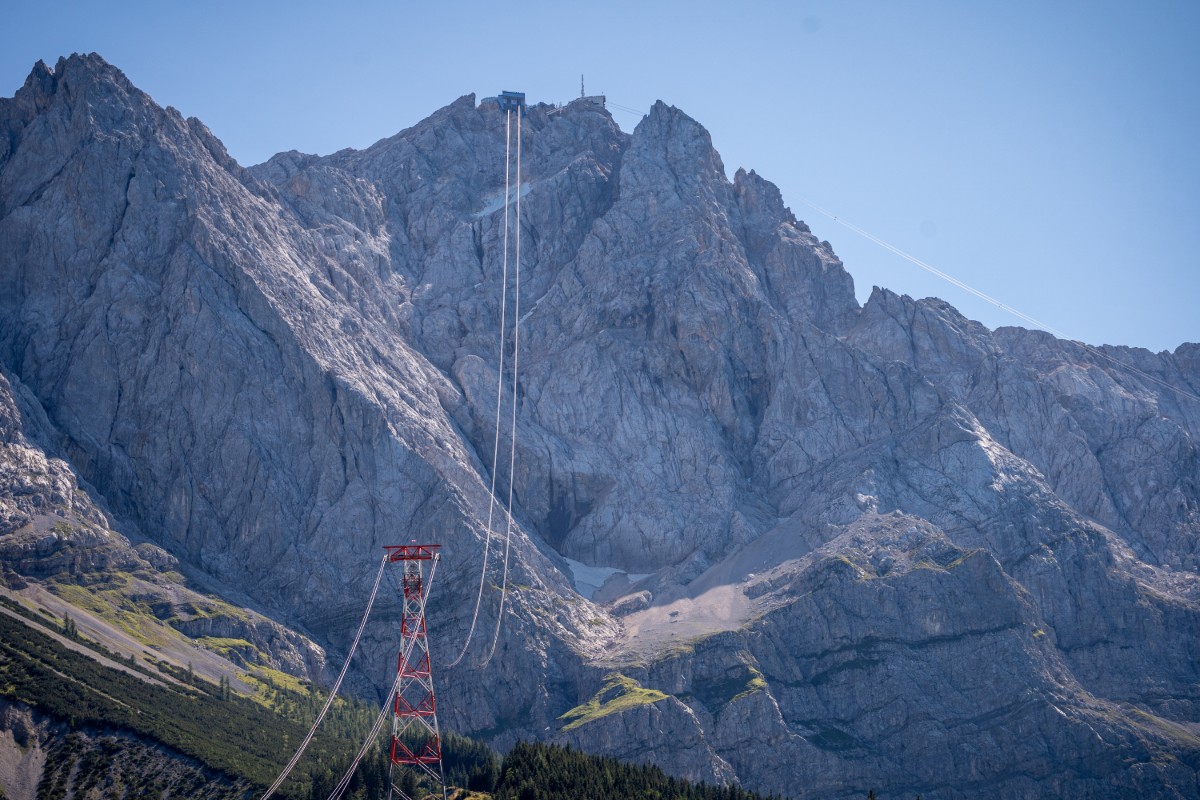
260, 553, 390, 799
795, 197, 1200, 406
484, 106, 523, 668
449, 107, 515, 668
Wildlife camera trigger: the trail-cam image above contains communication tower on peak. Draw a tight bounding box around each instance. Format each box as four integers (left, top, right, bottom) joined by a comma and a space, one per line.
578, 74, 606, 109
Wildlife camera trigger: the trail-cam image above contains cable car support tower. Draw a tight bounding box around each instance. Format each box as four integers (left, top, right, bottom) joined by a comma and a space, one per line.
386, 544, 445, 800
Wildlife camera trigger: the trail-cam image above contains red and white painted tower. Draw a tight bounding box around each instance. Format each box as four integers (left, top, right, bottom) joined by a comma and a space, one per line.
384, 544, 446, 800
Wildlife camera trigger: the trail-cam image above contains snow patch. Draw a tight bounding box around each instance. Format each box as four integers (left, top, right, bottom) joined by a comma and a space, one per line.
563, 557, 649, 601
475, 181, 533, 218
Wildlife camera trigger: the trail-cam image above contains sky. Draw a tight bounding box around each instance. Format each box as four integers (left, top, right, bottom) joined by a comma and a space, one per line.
4, 0, 1198, 352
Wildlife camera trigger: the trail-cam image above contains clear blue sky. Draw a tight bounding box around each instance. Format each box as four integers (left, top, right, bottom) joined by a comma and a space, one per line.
5, 1, 1198, 351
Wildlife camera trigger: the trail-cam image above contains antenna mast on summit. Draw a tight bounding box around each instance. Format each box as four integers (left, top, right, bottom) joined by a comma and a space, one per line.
581, 74, 585, 98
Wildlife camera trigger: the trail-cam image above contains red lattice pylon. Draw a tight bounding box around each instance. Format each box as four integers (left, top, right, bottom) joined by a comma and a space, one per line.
384, 544, 447, 800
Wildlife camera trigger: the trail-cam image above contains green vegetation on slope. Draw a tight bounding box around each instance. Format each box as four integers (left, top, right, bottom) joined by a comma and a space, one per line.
0, 610, 358, 798
0, 611, 803, 799
558, 673, 668, 731
33, 730, 252, 800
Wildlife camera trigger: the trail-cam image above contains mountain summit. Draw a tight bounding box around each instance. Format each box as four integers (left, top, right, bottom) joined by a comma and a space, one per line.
2, 54, 1198, 799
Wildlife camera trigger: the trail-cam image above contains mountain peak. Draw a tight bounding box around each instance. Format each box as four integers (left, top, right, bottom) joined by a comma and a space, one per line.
622, 99, 727, 199
636, 100, 720, 158
5, 52, 151, 139
2, 58, 1199, 800
21, 52, 132, 96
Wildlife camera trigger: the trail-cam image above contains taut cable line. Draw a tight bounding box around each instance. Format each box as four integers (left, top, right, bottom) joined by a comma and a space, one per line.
451, 91, 529, 668
484, 104, 522, 668
795, 197, 1200, 406
260, 553, 390, 800
448, 106, 513, 668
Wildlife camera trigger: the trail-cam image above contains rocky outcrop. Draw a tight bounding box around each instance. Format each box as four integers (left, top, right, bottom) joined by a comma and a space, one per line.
627, 514, 1200, 799
0, 699, 46, 800
0, 362, 324, 684
0, 53, 605, 743
555, 690, 735, 786
1, 54, 1198, 799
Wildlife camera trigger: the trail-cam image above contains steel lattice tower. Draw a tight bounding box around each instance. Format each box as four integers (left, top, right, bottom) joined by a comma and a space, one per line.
384, 544, 447, 800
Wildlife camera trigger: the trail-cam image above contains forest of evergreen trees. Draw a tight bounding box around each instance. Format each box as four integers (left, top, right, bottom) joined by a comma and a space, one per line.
490, 741, 786, 800
303, 738, 786, 800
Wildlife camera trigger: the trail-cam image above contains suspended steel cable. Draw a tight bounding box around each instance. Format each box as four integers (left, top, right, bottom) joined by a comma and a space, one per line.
606, 100, 646, 117
795, 198, 1200, 406
484, 107, 522, 668
450, 97, 529, 667
449, 108, 514, 668
329, 556, 441, 800
326, 669, 402, 800
260, 553, 390, 800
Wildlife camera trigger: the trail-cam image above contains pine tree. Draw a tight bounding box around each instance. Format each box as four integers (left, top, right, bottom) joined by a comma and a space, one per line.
61, 613, 78, 640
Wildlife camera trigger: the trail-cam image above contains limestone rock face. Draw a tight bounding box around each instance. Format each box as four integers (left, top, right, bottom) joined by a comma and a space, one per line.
2, 54, 1198, 798
0, 363, 325, 682
554, 694, 736, 786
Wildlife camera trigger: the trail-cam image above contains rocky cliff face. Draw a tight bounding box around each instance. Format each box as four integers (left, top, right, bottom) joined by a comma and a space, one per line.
1, 54, 1198, 799
0, 356, 326, 688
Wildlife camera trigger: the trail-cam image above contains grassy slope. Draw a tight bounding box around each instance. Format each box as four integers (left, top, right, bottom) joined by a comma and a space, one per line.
0, 609, 356, 799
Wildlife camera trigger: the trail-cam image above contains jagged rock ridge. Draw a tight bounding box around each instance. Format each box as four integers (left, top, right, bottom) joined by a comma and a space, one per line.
1, 54, 1198, 799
